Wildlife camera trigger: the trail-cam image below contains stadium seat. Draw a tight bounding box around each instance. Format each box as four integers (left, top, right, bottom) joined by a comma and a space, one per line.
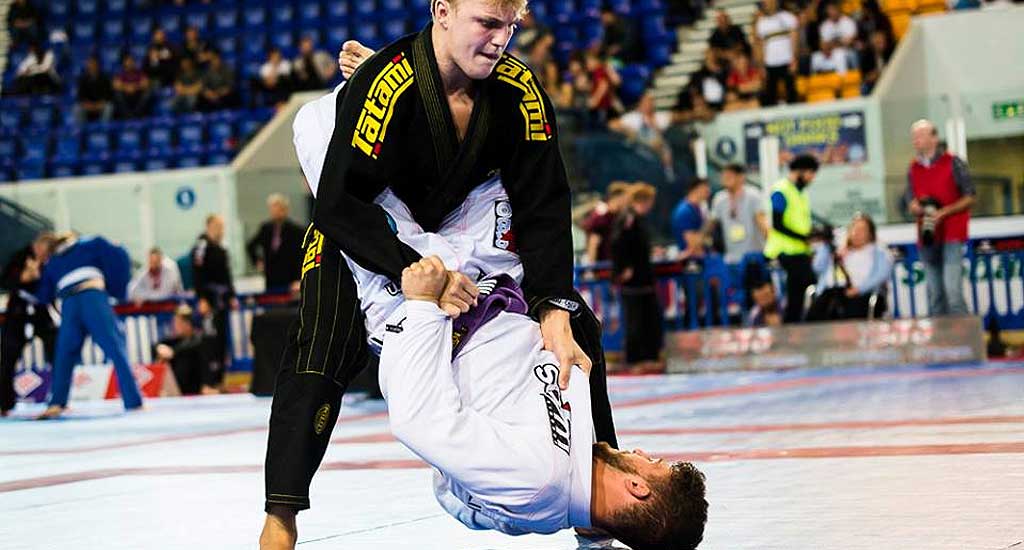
382, 18, 409, 42
353, 23, 381, 47
80, 152, 111, 176
117, 122, 147, 153
215, 34, 240, 57
49, 159, 79, 178
73, 21, 97, 44
20, 133, 50, 165
327, 1, 350, 19
354, 0, 377, 18
113, 151, 143, 173
131, 15, 156, 43
214, 7, 240, 31
244, 6, 267, 27
0, 106, 22, 132
147, 121, 175, 150
882, 0, 916, 12
160, 12, 182, 35
208, 112, 238, 146
185, 8, 211, 33
177, 115, 206, 148
381, 0, 405, 11
841, 70, 862, 98
270, 26, 296, 51
807, 89, 837, 102
807, 72, 842, 97
915, 0, 947, 13
176, 144, 206, 168
54, 132, 82, 161
205, 143, 233, 166
27, 104, 54, 129
84, 125, 112, 152
889, 12, 912, 38
108, 0, 128, 14
17, 163, 45, 181
49, 0, 72, 20
325, 24, 351, 49
78, 0, 100, 17
0, 139, 15, 158
103, 19, 127, 43
144, 150, 174, 171
299, 0, 323, 22
272, 4, 296, 25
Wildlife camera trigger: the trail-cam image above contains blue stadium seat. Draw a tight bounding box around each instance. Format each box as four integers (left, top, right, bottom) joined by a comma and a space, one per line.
129, 43, 148, 63
299, 0, 323, 22
20, 133, 49, 165
353, 22, 380, 47
54, 132, 82, 161
49, 0, 72, 20
0, 107, 23, 132
49, 159, 79, 178
99, 47, 123, 75
79, 151, 111, 176
354, 0, 377, 18
205, 143, 233, 166
327, 1, 350, 19
175, 144, 205, 168
108, 0, 128, 14
555, 20, 580, 44
641, 15, 669, 42
213, 8, 239, 31
382, 18, 408, 42
159, 12, 182, 35
177, 115, 205, 148
144, 149, 174, 171
117, 122, 146, 153
113, 151, 142, 173
580, 20, 604, 45
215, 35, 240, 58
131, 15, 156, 43
298, 28, 323, 46
243, 32, 268, 60
147, 121, 175, 150
610, 0, 632, 14
243, 5, 267, 27
73, 21, 97, 44
78, 0, 100, 17
239, 108, 273, 139
0, 139, 15, 158
530, 1, 549, 19
184, 10, 210, 34
618, 64, 651, 104
635, 0, 664, 14
27, 104, 54, 129
646, 41, 671, 66
381, 0, 404, 11
324, 24, 350, 49
84, 125, 112, 152
208, 112, 238, 145
17, 163, 45, 181
408, 0, 432, 12
548, 0, 574, 17
272, 4, 295, 25
103, 19, 126, 43
270, 26, 295, 51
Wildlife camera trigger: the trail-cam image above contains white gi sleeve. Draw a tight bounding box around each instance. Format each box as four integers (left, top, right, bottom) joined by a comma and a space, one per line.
293, 82, 345, 196
378, 301, 551, 513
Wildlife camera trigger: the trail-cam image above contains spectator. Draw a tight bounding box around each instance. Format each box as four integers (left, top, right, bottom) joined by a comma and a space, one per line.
181, 26, 211, 67
709, 164, 768, 265
75, 56, 114, 123
191, 214, 239, 391
690, 50, 729, 111
564, 53, 593, 112
246, 193, 304, 293
857, 0, 895, 46
13, 41, 61, 95
7, 0, 41, 47
819, 2, 858, 50
811, 39, 851, 74
600, 7, 639, 62
198, 49, 237, 112
904, 119, 974, 316
172, 57, 203, 113
127, 247, 185, 303
112, 53, 152, 119
671, 178, 711, 259
746, 279, 782, 327
0, 233, 56, 416
611, 183, 664, 370
581, 182, 632, 265
584, 49, 621, 126
725, 50, 763, 110
608, 92, 674, 175
258, 48, 293, 107
291, 37, 335, 91
764, 154, 819, 323
753, 0, 799, 105
674, 83, 716, 123
859, 30, 894, 94
807, 213, 893, 321
512, 11, 555, 69
708, 9, 750, 61
144, 29, 179, 87
154, 304, 212, 396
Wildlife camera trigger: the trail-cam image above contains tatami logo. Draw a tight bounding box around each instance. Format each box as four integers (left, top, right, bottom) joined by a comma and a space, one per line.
314, 403, 331, 435
495, 56, 551, 142
352, 53, 415, 158
301, 228, 325, 279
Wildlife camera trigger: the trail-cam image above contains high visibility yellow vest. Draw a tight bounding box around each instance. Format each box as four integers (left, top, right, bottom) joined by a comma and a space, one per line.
764, 178, 811, 258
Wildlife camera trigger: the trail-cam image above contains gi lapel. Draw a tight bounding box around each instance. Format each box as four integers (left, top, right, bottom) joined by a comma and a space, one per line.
411, 26, 491, 202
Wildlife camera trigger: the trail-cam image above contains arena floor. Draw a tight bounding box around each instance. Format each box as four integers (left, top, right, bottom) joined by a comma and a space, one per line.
2, 361, 1024, 550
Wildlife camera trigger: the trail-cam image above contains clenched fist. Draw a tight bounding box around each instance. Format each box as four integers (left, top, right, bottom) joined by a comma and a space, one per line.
401, 256, 448, 304
338, 40, 375, 79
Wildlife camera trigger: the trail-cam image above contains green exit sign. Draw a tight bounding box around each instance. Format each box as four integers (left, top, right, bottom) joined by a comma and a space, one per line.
993, 100, 1024, 120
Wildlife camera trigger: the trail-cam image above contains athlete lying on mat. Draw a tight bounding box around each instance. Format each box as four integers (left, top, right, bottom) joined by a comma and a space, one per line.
379, 256, 707, 549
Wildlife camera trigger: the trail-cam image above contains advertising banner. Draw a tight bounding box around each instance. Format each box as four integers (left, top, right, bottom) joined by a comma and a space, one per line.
744, 110, 868, 169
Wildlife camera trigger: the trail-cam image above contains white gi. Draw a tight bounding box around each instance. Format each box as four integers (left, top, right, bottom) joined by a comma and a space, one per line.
294, 87, 595, 535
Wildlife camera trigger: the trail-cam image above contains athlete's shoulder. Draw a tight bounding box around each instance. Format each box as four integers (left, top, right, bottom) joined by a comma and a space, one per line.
489, 53, 554, 142
346, 32, 418, 87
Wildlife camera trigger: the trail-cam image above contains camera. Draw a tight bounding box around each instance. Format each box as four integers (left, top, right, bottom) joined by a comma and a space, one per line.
919, 197, 941, 247
809, 222, 836, 250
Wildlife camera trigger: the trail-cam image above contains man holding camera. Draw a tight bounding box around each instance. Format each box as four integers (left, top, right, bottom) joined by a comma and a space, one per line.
764, 154, 819, 323
905, 119, 975, 316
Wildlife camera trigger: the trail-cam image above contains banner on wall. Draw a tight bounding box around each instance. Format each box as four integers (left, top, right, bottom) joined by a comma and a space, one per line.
744, 110, 868, 169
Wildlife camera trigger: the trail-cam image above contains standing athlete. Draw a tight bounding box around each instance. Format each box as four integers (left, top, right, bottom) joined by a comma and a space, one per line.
262, 1, 619, 546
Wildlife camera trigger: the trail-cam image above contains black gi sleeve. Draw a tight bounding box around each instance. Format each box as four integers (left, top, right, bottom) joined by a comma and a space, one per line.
312, 56, 421, 281
501, 86, 576, 311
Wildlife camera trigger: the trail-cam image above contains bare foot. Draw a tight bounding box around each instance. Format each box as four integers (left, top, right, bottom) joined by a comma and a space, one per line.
36, 405, 65, 420
200, 385, 221, 395
259, 509, 297, 550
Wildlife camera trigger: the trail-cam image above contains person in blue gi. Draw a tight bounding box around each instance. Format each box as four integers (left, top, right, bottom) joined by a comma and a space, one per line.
34, 232, 143, 419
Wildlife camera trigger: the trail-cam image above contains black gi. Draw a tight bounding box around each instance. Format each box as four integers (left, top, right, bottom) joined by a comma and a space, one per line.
265, 26, 617, 513
190, 233, 235, 386
1, 246, 56, 413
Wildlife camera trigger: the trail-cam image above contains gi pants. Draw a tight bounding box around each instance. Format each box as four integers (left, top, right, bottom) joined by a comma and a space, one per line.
264, 231, 617, 512
48, 289, 143, 409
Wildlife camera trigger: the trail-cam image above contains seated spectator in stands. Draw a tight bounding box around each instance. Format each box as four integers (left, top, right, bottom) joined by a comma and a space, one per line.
582, 182, 631, 265
584, 49, 622, 126
113, 54, 152, 119
811, 39, 851, 74
172, 57, 203, 113
564, 53, 592, 111
856, 0, 894, 49
198, 50, 237, 112
725, 50, 763, 110
600, 7, 639, 62
144, 29, 180, 87
754, 0, 799, 105
511, 11, 551, 61
674, 83, 716, 124
291, 37, 334, 91
74, 56, 113, 123
128, 247, 185, 303
7, 0, 40, 47
708, 9, 749, 62
611, 183, 664, 371
258, 48, 293, 107
671, 178, 711, 260
746, 279, 783, 327
859, 30, 894, 94
13, 41, 61, 95
182, 26, 211, 67
246, 193, 304, 293
807, 213, 892, 321
608, 92, 674, 176
691, 50, 729, 111
819, 2, 858, 49
154, 304, 211, 396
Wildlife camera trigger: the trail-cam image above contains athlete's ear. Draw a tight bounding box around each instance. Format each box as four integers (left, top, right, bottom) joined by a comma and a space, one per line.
624, 475, 652, 500
433, 0, 452, 28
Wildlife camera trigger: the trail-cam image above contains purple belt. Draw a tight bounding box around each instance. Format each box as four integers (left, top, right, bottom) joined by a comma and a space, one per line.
451, 274, 528, 358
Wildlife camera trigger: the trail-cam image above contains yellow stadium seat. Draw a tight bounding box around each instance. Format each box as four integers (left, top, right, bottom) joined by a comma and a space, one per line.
808, 90, 838, 103
914, 0, 946, 12
808, 73, 843, 94
890, 12, 912, 39
916, 5, 947, 14
842, 0, 862, 14
842, 70, 862, 87
883, 0, 916, 12
841, 86, 861, 98
796, 76, 809, 98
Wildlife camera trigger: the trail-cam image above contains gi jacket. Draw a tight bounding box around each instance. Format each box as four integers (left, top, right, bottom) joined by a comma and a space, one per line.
315, 25, 574, 309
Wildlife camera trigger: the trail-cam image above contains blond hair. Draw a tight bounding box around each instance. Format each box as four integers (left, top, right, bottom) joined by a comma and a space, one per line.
606, 181, 630, 200
434, 0, 529, 18
629, 182, 657, 203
